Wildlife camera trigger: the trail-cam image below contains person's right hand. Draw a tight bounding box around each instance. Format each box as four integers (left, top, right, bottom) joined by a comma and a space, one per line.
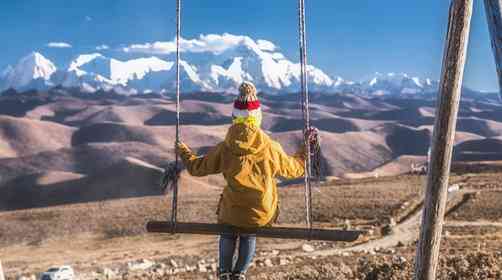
175, 141, 189, 155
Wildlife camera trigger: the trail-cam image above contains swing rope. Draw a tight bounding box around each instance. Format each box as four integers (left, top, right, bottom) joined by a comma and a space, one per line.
298, 0, 313, 230
170, 0, 182, 230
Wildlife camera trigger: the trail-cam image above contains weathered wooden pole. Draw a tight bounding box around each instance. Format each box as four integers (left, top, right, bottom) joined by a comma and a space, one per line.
484, 0, 502, 100
0, 260, 5, 280
414, 0, 473, 279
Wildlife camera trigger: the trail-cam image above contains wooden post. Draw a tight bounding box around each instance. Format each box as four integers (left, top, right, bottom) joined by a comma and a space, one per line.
414, 0, 473, 279
0, 260, 5, 280
484, 0, 502, 101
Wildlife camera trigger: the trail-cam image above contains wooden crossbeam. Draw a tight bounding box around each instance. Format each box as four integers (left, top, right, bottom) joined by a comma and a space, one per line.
147, 221, 364, 242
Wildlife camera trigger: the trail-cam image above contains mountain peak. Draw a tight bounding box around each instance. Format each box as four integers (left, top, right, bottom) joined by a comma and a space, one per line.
0, 52, 57, 91
68, 53, 105, 71
20, 51, 54, 67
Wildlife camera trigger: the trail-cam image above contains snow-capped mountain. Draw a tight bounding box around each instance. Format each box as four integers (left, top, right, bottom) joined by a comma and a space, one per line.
0, 34, 349, 94
360, 73, 439, 97
51, 53, 174, 93
0, 33, 460, 98
0, 52, 56, 91
363, 73, 438, 95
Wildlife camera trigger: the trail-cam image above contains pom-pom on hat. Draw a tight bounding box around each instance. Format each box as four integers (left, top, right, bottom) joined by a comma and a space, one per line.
232, 81, 262, 127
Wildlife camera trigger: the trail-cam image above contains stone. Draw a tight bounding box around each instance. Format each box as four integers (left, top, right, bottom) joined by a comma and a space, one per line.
169, 259, 179, 268
279, 258, 288, 266
448, 184, 460, 193
392, 255, 407, 265
99, 267, 116, 279
380, 248, 396, 254
264, 259, 273, 267
344, 219, 352, 230
198, 264, 208, 273
173, 268, 184, 274
128, 259, 155, 271
210, 263, 218, 272
302, 244, 315, 252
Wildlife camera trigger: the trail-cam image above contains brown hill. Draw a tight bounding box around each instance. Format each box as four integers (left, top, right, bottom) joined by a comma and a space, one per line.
145, 100, 236, 126
0, 142, 170, 184
0, 157, 164, 210
271, 130, 393, 176
0, 156, 226, 211
63, 104, 167, 126
371, 123, 431, 156
455, 117, 502, 137
0, 116, 75, 158
1, 93, 502, 211
453, 137, 502, 161
71, 123, 226, 149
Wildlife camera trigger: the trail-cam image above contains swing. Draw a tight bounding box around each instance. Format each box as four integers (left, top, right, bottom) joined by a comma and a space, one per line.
146, 0, 364, 242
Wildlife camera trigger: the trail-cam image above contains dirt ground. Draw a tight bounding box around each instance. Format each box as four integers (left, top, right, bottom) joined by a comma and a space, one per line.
1, 171, 502, 280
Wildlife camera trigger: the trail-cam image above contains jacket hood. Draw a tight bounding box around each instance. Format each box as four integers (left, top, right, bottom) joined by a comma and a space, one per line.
224, 123, 270, 156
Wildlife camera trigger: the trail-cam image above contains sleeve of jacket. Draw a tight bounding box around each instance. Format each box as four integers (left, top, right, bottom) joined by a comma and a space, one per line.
178, 142, 225, 177
270, 141, 305, 179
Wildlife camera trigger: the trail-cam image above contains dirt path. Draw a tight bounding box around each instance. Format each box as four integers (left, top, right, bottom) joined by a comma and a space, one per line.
308, 190, 466, 257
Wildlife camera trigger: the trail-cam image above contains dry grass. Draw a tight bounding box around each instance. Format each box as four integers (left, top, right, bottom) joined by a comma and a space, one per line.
0, 175, 425, 247
447, 191, 502, 221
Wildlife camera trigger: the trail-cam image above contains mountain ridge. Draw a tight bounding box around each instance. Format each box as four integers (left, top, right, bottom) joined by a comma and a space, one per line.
0, 33, 495, 99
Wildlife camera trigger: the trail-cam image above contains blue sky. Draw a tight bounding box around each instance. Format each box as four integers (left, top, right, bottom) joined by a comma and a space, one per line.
0, 0, 497, 91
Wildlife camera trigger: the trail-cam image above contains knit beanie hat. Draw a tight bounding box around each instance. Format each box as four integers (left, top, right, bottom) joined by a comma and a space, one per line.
232, 81, 262, 127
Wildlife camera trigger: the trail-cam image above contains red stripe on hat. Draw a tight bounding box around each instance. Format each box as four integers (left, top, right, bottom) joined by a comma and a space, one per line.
234, 100, 260, 110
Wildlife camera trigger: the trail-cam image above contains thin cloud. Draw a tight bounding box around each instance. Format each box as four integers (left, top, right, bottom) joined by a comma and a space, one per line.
85, 16, 93, 21
96, 44, 110, 50
47, 42, 72, 48
122, 33, 277, 55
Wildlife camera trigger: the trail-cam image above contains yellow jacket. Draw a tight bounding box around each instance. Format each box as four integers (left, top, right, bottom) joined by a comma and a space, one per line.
178, 123, 305, 228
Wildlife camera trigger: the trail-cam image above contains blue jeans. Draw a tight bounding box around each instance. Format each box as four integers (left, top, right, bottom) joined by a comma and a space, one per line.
219, 232, 256, 274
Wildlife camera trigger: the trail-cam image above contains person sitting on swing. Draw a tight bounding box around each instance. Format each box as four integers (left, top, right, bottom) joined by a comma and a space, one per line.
176, 81, 316, 280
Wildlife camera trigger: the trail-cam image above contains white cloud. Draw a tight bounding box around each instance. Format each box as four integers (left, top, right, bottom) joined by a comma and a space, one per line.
96, 44, 110, 50
122, 33, 275, 55
47, 42, 72, 48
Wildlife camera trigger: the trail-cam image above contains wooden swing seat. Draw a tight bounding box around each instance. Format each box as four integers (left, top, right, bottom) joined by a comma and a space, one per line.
146, 221, 364, 242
